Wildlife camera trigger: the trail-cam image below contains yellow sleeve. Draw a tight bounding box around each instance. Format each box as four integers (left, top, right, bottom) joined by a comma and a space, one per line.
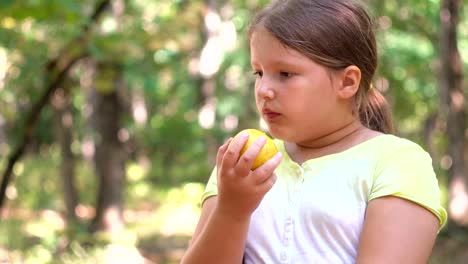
369, 141, 447, 229
200, 166, 218, 206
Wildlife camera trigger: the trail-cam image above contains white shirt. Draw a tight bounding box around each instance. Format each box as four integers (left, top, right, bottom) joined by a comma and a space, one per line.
202, 135, 446, 264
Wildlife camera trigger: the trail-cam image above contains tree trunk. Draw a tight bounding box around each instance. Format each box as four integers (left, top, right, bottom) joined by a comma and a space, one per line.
422, 112, 440, 167
0, 0, 110, 213
52, 87, 78, 222
90, 64, 126, 234
439, 0, 466, 228
0, 112, 5, 148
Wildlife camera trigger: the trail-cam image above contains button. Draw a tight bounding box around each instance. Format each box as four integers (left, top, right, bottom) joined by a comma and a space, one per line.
280, 251, 289, 263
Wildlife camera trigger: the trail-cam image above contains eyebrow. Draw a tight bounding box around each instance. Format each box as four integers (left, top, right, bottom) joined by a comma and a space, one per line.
251, 59, 299, 70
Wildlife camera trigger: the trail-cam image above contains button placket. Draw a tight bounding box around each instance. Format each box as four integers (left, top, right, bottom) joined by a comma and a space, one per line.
280, 166, 305, 264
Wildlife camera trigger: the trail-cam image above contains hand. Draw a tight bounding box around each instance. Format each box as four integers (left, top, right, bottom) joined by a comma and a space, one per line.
215, 133, 283, 221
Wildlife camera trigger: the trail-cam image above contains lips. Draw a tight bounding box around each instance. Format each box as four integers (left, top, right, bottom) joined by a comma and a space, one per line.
262, 107, 281, 120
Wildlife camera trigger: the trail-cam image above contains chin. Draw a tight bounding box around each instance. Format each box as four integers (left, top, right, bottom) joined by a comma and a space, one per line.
266, 125, 289, 141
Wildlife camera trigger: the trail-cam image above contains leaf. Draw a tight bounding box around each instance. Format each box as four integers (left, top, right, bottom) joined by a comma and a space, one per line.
0, 0, 14, 9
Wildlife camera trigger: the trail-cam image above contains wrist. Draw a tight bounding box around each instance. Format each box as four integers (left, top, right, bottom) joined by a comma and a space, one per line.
214, 204, 252, 223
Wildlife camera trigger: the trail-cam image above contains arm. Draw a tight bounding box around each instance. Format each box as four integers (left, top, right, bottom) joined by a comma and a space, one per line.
356, 196, 439, 264
187, 196, 217, 247
181, 134, 282, 264
181, 196, 250, 264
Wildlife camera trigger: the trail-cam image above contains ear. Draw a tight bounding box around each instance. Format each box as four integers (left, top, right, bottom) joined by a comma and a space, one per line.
336, 65, 361, 99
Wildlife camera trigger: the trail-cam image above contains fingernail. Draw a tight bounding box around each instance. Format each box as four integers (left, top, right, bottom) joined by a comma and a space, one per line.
258, 136, 266, 144
275, 152, 282, 160
240, 132, 249, 138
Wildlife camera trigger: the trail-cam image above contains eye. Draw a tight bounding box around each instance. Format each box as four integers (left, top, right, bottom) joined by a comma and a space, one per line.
253, 71, 263, 77
279, 71, 293, 78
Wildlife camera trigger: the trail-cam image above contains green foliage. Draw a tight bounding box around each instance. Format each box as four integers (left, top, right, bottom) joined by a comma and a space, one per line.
2, 152, 203, 262
373, 3, 440, 134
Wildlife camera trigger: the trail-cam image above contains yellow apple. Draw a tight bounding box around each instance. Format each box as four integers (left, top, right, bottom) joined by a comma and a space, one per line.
231, 129, 278, 169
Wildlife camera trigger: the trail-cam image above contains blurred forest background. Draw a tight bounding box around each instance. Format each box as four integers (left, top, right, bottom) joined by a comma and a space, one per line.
0, 0, 466, 263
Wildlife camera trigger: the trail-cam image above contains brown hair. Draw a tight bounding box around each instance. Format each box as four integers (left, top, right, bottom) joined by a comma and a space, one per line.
248, 0, 394, 134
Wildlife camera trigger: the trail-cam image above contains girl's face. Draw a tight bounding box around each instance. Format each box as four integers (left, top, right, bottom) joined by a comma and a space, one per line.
250, 27, 353, 145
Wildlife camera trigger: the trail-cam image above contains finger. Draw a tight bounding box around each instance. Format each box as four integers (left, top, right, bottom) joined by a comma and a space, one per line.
216, 138, 232, 167
256, 172, 277, 194
252, 152, 282, 185
235, 136, 266, 174
222, 132, 249, 168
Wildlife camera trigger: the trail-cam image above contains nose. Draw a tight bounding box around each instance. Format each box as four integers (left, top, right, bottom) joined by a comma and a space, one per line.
256, 78, 275, 100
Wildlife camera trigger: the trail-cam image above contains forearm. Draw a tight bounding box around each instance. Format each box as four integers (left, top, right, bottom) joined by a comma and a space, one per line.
181, 208, 250, 264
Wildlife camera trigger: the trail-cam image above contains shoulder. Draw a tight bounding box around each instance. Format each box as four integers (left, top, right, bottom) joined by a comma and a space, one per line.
364, 134, 435, 181
372, 134, 431, 164
369, 133, 425, 150
368, 134, 447, 229
360, 134, 430, 162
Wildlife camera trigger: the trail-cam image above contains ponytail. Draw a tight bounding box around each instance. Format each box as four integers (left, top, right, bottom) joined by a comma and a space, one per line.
357, 85, 394, 134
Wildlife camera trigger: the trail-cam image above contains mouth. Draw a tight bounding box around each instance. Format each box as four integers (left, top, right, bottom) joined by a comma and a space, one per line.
262, 107, 281, 120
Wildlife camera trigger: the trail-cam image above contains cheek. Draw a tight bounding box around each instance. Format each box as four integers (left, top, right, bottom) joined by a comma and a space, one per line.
254, 85, 261, 102
253, 80, 260, 96
254, 93, 262, 112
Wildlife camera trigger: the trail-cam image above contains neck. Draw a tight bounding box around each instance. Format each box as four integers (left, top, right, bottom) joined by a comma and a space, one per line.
296, 119, 364, 149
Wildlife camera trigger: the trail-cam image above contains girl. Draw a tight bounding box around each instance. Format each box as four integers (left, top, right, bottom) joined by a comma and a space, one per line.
182, 0, 447, 263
